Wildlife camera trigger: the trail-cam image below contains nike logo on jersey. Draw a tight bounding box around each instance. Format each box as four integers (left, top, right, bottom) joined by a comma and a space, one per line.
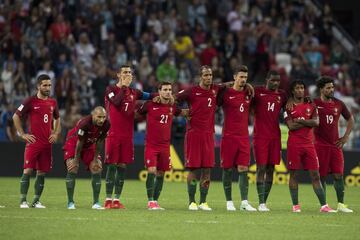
195, 93, 202, 95
291, 111, 296, 114
260, 93, 267, 96
229, 96, 235, 99
34, 106, 40, 109
153, 107, 159, 110
317, 106, 324, 109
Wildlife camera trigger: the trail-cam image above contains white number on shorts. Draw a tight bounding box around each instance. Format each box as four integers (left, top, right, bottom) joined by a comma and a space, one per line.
208, 98, 212, 107
124, 102, 129, 111
160, 114, 168, 124
239, 103, 244, 112
43, 114, 49, 123
267, 102, 275, 112
326, 114, 333, 124
297, 117, 305, 120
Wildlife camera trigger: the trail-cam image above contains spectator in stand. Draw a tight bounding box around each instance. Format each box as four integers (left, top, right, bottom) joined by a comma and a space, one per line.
156, 54, 178, 83
50, 14, 71, 42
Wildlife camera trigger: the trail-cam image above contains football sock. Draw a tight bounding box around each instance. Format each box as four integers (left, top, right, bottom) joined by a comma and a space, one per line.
20, 173, 30, 203
222, 169, 232, 201
114, 167, 125, 199
105, 165, 116, 198
32, 175, 45, 204
313, 185, 326, 206
91, 173, 101, 204
65, 172, 76, 203
187, 179, 197, 204
146, 173, 155, 201
199, 180, 210, 204
289, 187, 299, 205
238, 171, 249, 201
256, 182, 265, 204
321, 178, 326, 194
153, 176, 164, 201
333, 178, 345, 203
264, 180, 273, 203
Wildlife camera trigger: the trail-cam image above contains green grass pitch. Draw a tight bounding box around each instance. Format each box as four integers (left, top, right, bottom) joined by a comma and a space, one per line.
0, 177, 359, 240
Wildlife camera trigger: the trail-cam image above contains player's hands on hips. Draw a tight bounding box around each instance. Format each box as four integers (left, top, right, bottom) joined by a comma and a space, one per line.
21, 134, 36, 143
336, 135, 349, 148
48, 133, 59, 143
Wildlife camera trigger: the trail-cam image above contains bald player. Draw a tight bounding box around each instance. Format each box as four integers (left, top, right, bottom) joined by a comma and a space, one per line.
63, 106, 110, 210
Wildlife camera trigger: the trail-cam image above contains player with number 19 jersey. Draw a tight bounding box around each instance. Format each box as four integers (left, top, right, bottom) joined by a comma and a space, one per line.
253, 86, 287, 165
313, 98, 352, 177
176, 84, 223, 168
15, 96, 59, 172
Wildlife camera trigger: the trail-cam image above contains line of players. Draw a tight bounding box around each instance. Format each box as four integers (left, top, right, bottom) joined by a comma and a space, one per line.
13, 64, 354, 213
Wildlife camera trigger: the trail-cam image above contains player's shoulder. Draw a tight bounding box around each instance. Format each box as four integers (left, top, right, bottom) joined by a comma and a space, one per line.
332, 97, 345, 105
78, 115, 93, 129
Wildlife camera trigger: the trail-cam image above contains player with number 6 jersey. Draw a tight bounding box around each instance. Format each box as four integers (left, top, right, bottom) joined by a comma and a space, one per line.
13, 74, 61, 209
217, 65, 257, 212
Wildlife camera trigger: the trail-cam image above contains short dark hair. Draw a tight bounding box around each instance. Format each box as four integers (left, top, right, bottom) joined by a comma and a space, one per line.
199, 65, 211, 76
158, 81, 172, 90
316, 76, 334, 89
266, 70, 280, 79
234, 65, 248, 75
37, 74, 51, 85
289, 79, 305, 97
118, 65, 132, 73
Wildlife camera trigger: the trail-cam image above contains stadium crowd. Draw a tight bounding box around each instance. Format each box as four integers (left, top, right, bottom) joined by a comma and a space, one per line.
0, 0, 359, 147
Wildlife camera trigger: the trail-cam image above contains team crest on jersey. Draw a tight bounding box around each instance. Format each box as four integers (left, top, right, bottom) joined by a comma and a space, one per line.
245, 95, 250, 103
334, 107, 339, 115
277, 96, 281, 103
306, 108, 311, 116
169, 107, 173, 115
212, 89, 216, 96
129, 94, 134, 101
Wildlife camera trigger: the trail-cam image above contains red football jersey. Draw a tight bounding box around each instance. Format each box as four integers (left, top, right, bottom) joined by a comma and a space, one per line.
218, 88, 252, 137
253, 86, 287, 139
313, 98, 351, 146
176, 84, 223, 133
138, 101, 181, 147
105, 85, 143, 138
284, 102, 317, 146
63, 115, 110, 158
15, 96, 59, 146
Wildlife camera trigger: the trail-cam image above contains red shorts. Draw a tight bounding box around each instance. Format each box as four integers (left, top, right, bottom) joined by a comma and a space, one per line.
64, 147, 100, 169
253, 138, 281, 166
184, 131, 214, 169
144, 144, 171, 171
315, 144, 344, 177
24, 145, 52, 173
105, 137, 134, 165
220, 136, 250, 169
287, 145, 319, 171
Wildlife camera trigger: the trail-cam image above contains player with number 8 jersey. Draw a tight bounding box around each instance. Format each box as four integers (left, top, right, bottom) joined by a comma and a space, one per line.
13, 74, 61, 209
